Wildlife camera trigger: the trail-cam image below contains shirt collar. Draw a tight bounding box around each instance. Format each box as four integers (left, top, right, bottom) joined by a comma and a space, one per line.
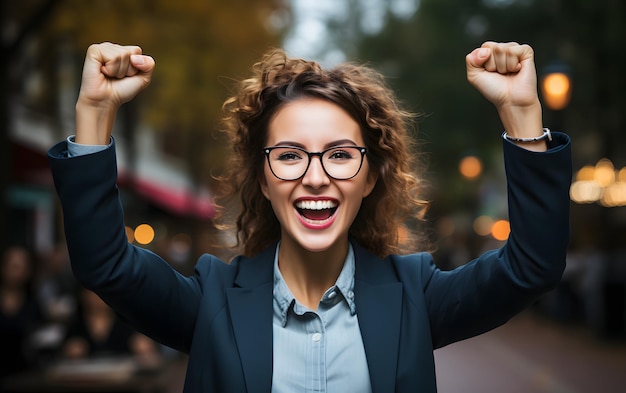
273, 243, 357, 327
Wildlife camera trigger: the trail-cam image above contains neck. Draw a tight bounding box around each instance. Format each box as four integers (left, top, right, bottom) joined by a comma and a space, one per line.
277, 238, 349, 310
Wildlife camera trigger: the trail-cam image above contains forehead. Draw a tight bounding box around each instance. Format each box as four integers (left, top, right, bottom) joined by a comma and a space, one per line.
266, 98, 363, 148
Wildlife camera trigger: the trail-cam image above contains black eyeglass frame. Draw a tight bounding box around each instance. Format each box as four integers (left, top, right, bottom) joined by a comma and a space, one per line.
263, 145, 368, 181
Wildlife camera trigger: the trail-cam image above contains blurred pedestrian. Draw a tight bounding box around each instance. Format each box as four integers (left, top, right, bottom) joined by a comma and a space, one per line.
36, 243, 77, 324
62, 287, 160, 364
48, 41, 571, 392
0, 246, 43, 378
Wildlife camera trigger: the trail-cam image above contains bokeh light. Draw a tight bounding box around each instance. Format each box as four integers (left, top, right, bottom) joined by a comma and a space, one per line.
134, 224, 155, 245
491, 220, 510, 241
570, 158, 626, 206
541, 72, 572, 110
473, 215, 494, 237
459, 156, 483, 180
570, 181, 603, 204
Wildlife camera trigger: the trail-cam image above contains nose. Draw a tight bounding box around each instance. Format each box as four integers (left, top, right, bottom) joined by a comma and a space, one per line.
301, 156, 330, 188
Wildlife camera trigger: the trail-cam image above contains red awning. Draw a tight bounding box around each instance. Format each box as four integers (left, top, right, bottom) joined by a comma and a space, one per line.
118, 173, 215, 220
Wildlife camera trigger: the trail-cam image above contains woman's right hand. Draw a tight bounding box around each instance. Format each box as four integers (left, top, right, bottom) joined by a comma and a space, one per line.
75, 42, 155, 145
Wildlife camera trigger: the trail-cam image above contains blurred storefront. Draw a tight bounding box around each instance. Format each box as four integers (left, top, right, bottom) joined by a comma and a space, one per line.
8, 104, 215, 257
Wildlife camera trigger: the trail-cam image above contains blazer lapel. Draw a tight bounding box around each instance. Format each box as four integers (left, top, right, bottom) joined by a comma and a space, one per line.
353, 242, 403, 393
226, 245, 276, 393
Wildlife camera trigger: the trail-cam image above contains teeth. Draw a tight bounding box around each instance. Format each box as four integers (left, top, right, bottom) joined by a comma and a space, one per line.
295, 200, 338, 210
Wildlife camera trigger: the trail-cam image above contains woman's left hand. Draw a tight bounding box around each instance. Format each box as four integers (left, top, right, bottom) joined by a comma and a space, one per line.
466, 41, 545, 151
466, 41, 537, 108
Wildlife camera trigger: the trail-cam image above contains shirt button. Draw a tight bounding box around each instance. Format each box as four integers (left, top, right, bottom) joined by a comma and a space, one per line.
348, 291, 354, 299
312, 333, 322, 342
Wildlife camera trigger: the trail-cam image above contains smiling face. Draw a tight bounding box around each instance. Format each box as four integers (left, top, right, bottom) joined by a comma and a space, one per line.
260, 98, 378, 255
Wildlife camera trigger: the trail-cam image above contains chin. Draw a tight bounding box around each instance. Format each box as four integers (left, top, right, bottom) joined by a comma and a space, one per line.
293, 232, 347, 254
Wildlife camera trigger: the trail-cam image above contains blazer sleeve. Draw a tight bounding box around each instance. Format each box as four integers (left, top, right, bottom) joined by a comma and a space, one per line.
420, 132, 572, 349
48, 139, 204, 353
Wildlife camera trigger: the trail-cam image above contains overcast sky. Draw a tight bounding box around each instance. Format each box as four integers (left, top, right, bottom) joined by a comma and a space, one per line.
283, 0, 419, 65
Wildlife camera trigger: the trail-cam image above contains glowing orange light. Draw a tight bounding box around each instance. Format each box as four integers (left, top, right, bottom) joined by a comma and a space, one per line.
576, 166, 595, 182
134, 224, 155, 245
594, 158, 615, 188
459, 156, 483, 180
571, 162, 626, 206
491, 220, 510, 241
541, 72, 571, 110
601, 182, 626, 207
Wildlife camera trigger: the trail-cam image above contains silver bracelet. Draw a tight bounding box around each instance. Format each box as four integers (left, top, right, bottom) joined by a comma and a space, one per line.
502, 128, 552, 143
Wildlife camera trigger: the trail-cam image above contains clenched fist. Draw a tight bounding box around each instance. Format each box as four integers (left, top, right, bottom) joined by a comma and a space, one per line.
466, 42, 545, 151
75, 42, 155, 145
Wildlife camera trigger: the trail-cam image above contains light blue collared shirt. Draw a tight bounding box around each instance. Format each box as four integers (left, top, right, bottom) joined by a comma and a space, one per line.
272, 244, 372, 393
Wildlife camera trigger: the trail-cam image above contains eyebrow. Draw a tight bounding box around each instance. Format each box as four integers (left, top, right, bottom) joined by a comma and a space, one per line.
272, 139, 358, 149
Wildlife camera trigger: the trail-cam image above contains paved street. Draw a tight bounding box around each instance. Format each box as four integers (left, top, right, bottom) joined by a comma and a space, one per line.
435, 312, 626, 393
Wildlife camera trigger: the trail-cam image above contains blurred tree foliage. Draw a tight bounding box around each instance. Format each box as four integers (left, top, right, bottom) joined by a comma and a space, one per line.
10, 0, 288, 183
352, 0, 562, 211
319, 0, 626, 249
298, 0, 626, 248
5, 0, 625, 250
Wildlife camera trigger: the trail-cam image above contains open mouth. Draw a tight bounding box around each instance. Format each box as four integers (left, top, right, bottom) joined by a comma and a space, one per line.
295, 200, 338, 222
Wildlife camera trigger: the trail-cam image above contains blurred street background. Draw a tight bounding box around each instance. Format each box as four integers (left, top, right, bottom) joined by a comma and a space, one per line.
435, 311, 626, 393
2, 0, 625, 392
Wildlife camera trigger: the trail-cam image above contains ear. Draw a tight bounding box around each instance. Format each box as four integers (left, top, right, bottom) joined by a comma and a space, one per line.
260, 174, 271, 200
362, 170, 379, 198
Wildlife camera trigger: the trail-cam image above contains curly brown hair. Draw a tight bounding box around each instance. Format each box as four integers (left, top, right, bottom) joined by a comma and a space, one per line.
218, 49, 429, 258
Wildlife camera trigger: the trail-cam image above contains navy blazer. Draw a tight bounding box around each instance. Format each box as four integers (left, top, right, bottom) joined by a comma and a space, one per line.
49, 133, 571, 392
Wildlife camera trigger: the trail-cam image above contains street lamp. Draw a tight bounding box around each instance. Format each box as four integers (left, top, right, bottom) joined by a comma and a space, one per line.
540, 64, 572, 111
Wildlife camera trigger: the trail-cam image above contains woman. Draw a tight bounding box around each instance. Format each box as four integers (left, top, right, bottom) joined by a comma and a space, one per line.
0, 246, 43, 378
62, 287, 160, 362
48, 41, 571, 392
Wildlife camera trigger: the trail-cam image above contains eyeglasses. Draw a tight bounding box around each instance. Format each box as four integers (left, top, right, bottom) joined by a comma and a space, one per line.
263, 145, 368, 181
